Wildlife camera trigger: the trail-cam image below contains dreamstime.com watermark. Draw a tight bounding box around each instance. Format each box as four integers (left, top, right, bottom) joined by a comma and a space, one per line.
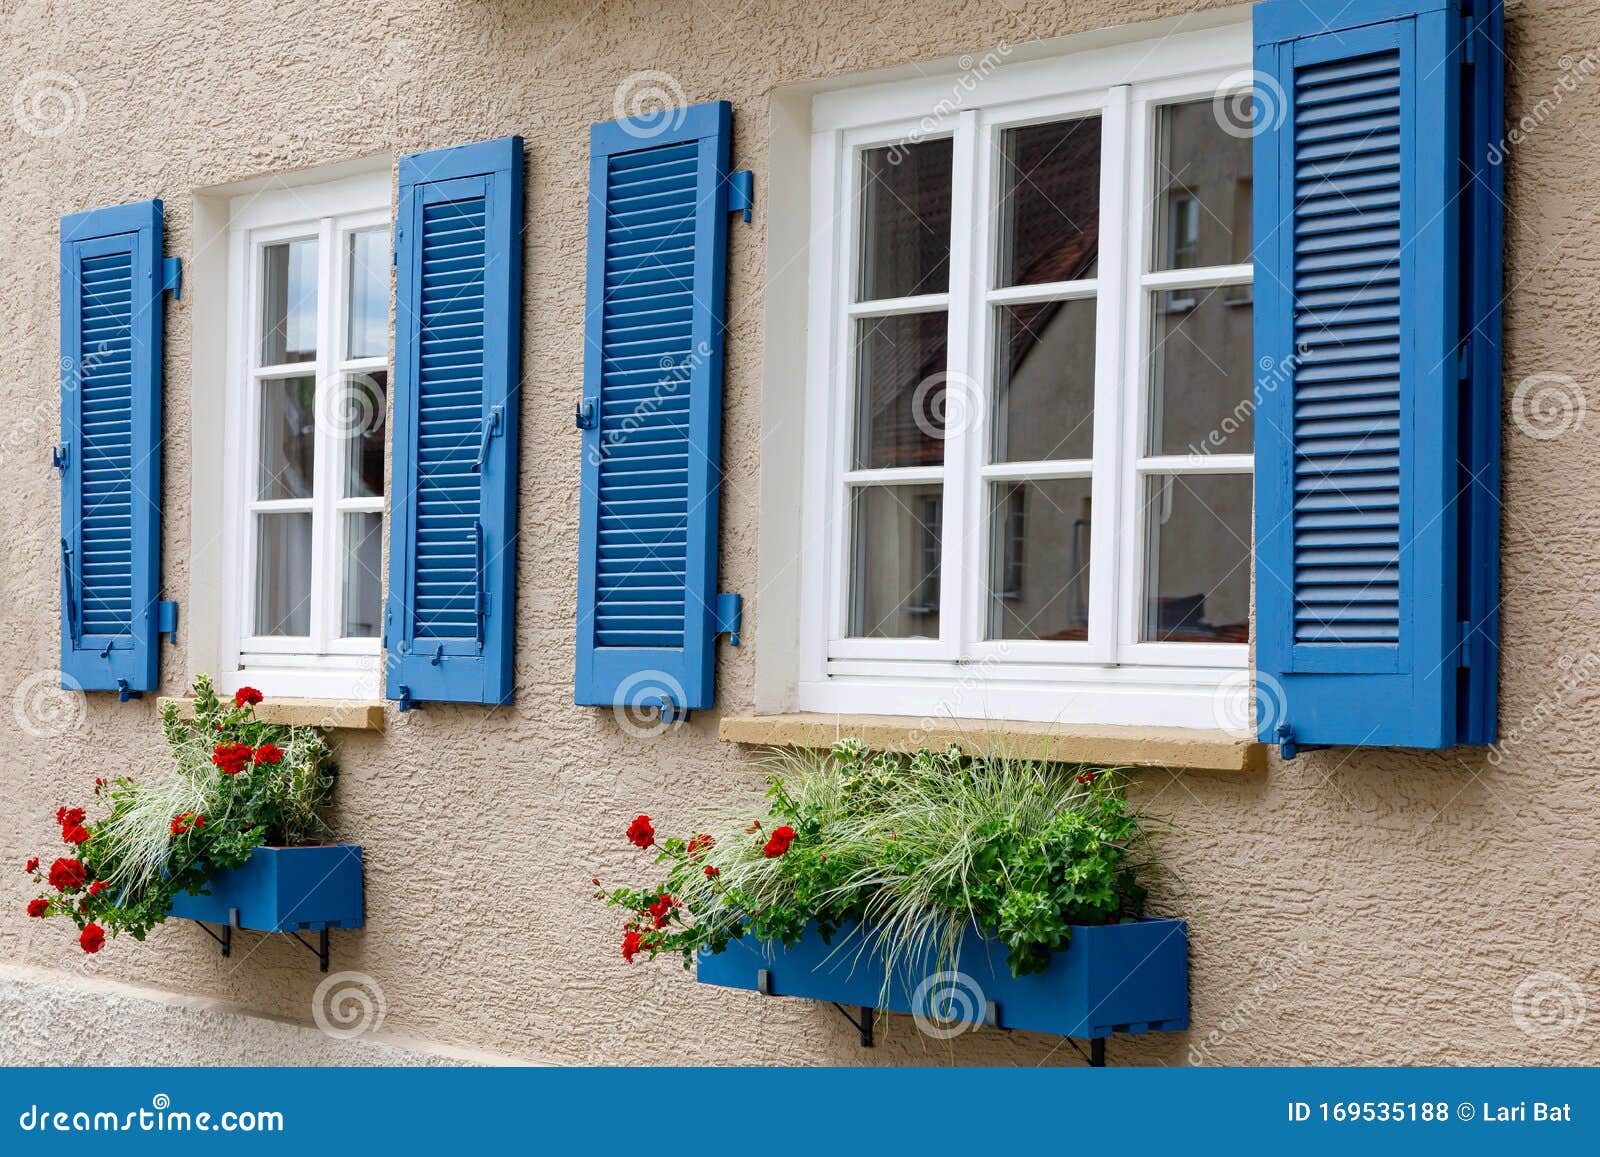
12, 70, 84, 137
911, 969, 988, 1040
1488, 52, 1600, 166
613, 70, 688, 140
884, 47, 1013, 165
13, 670, 87, 739
1510, 372, 1586, 441
17, 1094, 283, 1134
1488, 651, 1600, 766
1511, 970, 1587, 1041
1189, 936, 1320, 1065
312, 971, 387, 1040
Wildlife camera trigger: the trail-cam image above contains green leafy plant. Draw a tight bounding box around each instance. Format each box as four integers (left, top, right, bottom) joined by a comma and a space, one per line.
22, 675, 336, 953
598, 741, 1156, 991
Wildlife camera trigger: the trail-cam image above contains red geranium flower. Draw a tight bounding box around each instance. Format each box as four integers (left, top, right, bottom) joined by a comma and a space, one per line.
234, 687, 264, 708
646, 893, 675, 929
169, 813, 205, 837
704, 865, 720, 878
687, 833, 716, 857
79, 924, 105, 954
87, 880, 109, 896
48, 858, 85, 893
762, 825, 796, 858
253, 743, 284, 765
93, 777, 107, 794
58, 807, 86, 830
25, 857, 39, 874
1076, 772, 1098, 785
61, 824, 89, 846
626, 815, 655, 849
621, 929, 645, 963
26, 898, 48, 918
212, 743, 252, 775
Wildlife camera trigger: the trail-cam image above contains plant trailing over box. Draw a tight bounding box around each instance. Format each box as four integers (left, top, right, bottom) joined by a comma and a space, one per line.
22, 675, 336, 953
598, 742, 1157, 987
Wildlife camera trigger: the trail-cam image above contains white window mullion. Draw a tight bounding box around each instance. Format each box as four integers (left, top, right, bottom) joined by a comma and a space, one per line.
1088, 84, 1133, 666
308, 216, 339, 651
937, 110, 979, 662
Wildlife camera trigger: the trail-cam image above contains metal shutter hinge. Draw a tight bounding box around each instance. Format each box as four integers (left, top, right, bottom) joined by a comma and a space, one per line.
1274, 723, 1327, 762
158, 600, 179, 642
396, 684, 414, 712
161, 257, 182, 300
728, 170, 755, 224
575, 400, 596, 429
115, 678, 141, 703
715, 592, 743, 647
51, 443, 68, 471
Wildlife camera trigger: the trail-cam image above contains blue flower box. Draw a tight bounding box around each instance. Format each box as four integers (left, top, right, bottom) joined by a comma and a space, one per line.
696, 917, 1188, 1040
167, 844, 365, 933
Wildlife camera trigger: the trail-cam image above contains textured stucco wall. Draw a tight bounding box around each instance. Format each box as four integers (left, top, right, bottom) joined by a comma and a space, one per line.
1, 0, 1598, 1066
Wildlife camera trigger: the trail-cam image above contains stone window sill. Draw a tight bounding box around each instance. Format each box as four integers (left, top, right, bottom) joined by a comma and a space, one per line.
159, 697, 385, 731
718, 713, 1264, 773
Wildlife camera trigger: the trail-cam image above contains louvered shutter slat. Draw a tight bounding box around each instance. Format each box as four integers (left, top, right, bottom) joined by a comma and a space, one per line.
1253, 0, 1503, 751
386, 138, 523, 708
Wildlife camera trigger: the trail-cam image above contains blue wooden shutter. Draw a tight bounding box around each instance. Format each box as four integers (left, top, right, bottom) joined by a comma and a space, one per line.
59, 200, 175, 698
386, 138, 523, 708
575, 101, 748, 718
1253, 0, 1502, 752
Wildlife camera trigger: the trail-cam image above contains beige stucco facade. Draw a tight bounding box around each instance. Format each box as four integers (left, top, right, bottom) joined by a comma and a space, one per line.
2, 0, 1598, 1066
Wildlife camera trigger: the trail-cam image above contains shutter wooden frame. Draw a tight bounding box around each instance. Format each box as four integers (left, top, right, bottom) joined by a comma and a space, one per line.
59, 199, 168, 696
1253, 0, 1502, 751
386, 137, 523, 708
575, 101, 744, 716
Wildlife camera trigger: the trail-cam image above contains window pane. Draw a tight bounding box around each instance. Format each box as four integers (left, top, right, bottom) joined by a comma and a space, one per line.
997, 117, 1101, 286
986, 479, 1092, 641
857, 140, 952, 301
257, 375, 316, 500
848, 484, 941, 638
1152, 101, 1253, 271
992, 300, 1096, 463
341, 370, 388, 498
254, 512, 313, 636
853, 311, 947, 469
260, 239, 318, 364
341, 512, 383, 638
347, 229, 390, 359
1148, 291, 1254, 455
1142, 473, 1252, 643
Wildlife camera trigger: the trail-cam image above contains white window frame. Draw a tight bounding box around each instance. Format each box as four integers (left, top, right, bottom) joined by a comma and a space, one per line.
218, 171, 391, 701
796, 21, 1255, 729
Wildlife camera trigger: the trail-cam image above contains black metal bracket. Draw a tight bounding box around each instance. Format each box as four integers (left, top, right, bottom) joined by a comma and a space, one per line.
288, 928, 331, 972
1091, 1037, 1106, 1067
831, 1002, 875, 1048
194, 909, 330, 971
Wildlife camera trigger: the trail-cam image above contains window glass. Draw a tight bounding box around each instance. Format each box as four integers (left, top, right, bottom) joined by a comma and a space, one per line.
997, 117, 1101, 286
254, 513, 313, 636
1141, 473, 1252, 643
1152, 101, 1253, 271
341, 370, 388, 498
257, 376, 317, 500
848, 484, 941, 638
260, 239, 318, 364
857, 140, 952, 301
992, 300, 1096, 463
986, 478, 1093, 641
1148, 293, 1254, 455
341, 512, 383, 638
347, 229, 390, 359
853, 312, 948, 469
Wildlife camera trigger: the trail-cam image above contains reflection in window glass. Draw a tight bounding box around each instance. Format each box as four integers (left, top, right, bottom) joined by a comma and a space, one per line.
853, 312, 948, 469
997, 117, 1101, 286
987, 479, 1092, 641
347, 230, 390, 359
992, 300, 1096, 463
257, 376, 317, 500
341, 370, 388, 498
341, 512, 383, 638
1152, 101, 1253, 271
260, 239, 318, 364
1142, 473, 1252, 643
857, 140, 952, 301
254, 512, 313, 636
848, 485, 941, 638
1148, 293, 1254, 455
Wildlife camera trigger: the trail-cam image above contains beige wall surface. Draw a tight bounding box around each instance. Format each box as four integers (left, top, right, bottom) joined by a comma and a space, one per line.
2, 0, 1598, 1066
